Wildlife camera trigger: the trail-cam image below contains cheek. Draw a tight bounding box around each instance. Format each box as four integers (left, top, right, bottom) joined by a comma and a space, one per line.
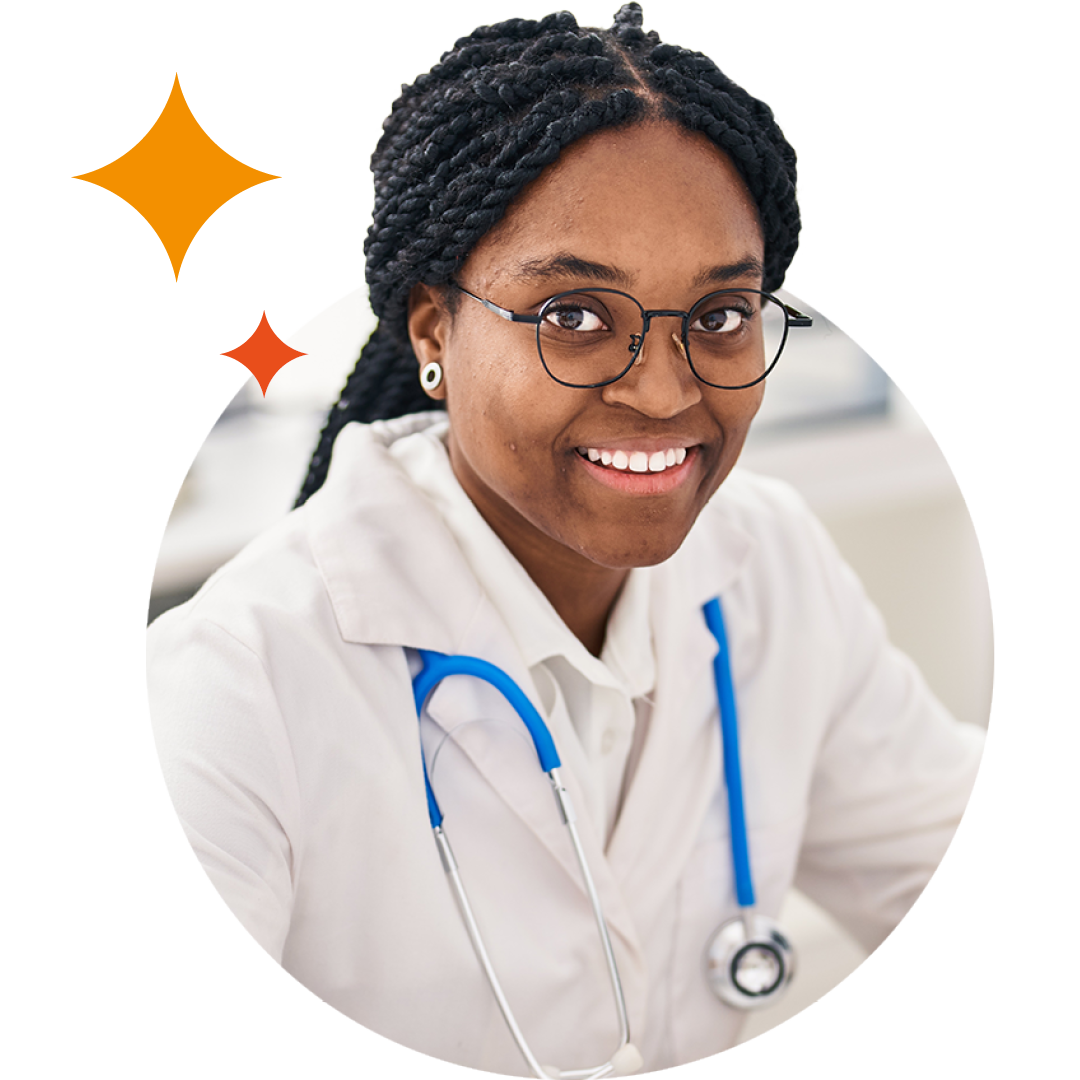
700, 385, 764, 490
444, 329, 568, 468
461, 321, 543, 395
719, 384, 764, 443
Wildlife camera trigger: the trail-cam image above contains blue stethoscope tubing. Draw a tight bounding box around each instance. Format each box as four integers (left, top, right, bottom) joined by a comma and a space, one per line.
411, 597, 785, 1077
412, 651, 561, 826
702, 597, 755, 909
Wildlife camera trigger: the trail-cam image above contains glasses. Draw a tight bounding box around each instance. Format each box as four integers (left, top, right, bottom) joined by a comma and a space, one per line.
451, 281, 812, 390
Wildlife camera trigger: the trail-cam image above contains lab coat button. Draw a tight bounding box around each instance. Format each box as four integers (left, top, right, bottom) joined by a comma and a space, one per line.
601, 728, 617, 754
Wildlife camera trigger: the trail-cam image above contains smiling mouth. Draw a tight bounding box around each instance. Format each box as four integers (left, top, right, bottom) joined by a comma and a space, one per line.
575, 446, 689, 473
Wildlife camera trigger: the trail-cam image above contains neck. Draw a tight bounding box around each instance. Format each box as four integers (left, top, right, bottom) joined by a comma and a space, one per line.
502, 528, 630, 658
449, 468, 629, 659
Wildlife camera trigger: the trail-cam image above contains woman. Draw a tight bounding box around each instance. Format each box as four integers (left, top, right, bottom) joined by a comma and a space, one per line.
148, 6, 983, 1075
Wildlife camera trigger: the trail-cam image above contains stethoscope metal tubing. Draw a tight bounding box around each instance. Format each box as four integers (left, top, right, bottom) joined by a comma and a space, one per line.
546, 767, 631, 1079
433, 825, 555, 1080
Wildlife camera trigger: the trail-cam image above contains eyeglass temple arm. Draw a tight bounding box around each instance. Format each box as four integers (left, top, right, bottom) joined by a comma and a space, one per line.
450, 280, 540, 324
781, 302, 813, 328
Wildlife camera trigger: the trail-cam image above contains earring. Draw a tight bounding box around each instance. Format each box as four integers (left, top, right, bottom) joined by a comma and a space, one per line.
419, 361, 443, 392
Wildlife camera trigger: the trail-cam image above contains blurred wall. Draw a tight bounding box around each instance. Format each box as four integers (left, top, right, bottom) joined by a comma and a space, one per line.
819, 492, 992, 729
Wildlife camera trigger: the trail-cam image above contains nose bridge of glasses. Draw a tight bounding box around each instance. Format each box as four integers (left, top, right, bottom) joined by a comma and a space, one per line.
609, 313, 703, 412
638, 310, 691, 366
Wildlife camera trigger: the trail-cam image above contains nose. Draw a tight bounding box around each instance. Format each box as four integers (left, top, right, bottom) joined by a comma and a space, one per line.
600, 318, 702, 418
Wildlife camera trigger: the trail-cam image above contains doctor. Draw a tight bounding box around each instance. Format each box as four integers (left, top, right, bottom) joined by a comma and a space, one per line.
147, 5, 984, 1076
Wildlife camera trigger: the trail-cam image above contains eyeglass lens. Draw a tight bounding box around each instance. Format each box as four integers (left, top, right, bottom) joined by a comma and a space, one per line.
536, 290, 787, 389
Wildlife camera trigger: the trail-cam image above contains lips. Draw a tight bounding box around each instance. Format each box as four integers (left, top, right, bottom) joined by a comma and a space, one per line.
576, 446, 690, 473
572, 442, 700, 496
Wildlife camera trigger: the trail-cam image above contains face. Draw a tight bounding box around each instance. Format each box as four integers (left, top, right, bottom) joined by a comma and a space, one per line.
408, 122, 767, 574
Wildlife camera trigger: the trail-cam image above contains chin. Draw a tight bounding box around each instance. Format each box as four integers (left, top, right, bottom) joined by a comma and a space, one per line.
578, 529, 693, 571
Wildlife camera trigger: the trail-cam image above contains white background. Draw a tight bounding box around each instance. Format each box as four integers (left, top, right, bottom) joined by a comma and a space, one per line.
3, 0, 1077, 1075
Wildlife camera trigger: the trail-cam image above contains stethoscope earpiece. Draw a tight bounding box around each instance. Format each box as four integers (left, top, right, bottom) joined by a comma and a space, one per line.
704, 912, 795, 1009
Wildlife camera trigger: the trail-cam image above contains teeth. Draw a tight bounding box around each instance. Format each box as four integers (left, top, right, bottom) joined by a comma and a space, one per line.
578, 446, 692, 473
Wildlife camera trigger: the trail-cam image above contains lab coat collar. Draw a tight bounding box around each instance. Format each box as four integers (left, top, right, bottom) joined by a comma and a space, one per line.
305, 413, 757, 654
305, 416, 485, 654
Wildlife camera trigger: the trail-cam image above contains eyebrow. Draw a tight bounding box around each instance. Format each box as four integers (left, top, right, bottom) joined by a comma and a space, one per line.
511, 252, 766, 291
513, 253, 633, 288
690, 257, 766, 288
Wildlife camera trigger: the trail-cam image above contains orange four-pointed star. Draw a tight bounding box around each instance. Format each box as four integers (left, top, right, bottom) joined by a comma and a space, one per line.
75, 75, 277, 278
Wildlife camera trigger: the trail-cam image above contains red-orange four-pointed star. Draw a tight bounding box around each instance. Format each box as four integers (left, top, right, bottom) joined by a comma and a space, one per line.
223, 312, 305, 395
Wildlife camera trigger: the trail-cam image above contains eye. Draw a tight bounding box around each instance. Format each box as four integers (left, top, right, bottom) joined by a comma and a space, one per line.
542, 302, 610, 333
690, 305, 748, 334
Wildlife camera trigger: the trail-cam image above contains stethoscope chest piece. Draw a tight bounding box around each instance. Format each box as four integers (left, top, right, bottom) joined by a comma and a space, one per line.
704, 912, 795, 1010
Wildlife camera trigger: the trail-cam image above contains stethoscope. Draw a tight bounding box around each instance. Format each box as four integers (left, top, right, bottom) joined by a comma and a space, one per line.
411, 596, 795, 1080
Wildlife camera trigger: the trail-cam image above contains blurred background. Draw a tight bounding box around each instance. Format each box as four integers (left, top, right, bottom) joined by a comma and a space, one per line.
148, 289, 993, 1043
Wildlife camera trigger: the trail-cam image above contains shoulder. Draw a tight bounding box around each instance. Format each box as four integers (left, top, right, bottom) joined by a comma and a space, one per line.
148, 502, 328, 656
145, 481, 416, 762
148, 412, 480, 669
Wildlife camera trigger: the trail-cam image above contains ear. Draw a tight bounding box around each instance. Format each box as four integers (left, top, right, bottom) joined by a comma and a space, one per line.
407, 283, 451, 402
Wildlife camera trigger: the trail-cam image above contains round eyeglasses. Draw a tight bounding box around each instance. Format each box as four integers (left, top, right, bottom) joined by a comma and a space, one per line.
451, 281, 812, 390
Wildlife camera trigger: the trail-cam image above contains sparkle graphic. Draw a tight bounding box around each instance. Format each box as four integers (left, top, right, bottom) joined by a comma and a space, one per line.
74, 75, 278, 278
223, 312, 306, 395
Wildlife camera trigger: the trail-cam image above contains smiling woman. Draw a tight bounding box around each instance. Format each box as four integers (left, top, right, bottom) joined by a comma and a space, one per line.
146, 5, 984, 1077
409, 125, 777, 649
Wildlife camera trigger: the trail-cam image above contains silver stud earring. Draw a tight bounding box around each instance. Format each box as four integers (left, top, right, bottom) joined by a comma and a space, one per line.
420, 361, 443, 392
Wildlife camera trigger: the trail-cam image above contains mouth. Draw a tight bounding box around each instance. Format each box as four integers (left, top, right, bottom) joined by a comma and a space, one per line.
573, 443, 699, 494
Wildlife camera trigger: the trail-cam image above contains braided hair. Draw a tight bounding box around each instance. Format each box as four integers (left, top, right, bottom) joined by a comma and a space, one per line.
295, 3, 800, 507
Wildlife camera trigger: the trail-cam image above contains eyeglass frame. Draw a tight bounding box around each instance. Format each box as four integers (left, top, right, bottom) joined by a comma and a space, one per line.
448, 279, 813, 390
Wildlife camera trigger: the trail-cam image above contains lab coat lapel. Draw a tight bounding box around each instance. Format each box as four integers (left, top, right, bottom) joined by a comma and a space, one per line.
605, 513, 756, 932
604, 603, 719, 932
420, 599, 645, 960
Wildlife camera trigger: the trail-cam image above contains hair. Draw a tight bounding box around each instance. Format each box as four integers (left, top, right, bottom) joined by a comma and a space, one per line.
295, 3, 800, 507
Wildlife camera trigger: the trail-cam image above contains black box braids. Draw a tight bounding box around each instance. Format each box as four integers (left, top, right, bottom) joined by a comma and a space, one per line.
295, 3, 800, 507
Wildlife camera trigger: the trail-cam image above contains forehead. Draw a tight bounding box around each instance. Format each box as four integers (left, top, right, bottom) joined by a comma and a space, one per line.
464, 122, 765, 295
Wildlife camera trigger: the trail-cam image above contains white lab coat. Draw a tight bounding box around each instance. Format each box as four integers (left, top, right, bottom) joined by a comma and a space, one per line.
147, 413, 984, 1074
